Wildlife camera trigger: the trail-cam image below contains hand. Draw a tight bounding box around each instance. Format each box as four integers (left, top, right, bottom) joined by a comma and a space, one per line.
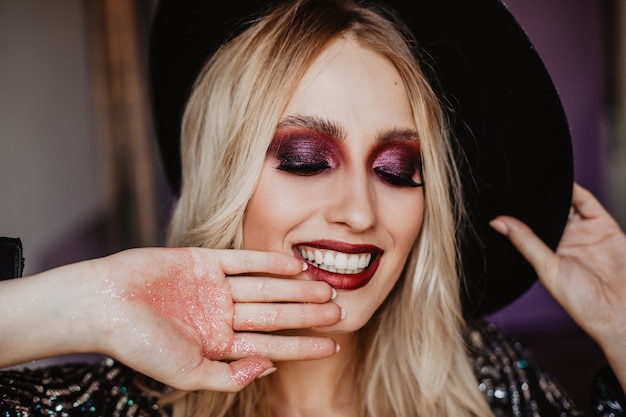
490, 182, 626, 387
0, 248, 341, 392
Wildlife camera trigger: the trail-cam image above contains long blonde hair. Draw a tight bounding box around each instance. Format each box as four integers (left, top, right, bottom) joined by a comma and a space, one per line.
166, 1, 493, 416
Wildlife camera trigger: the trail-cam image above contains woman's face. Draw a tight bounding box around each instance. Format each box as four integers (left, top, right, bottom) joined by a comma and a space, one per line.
243, 38, 425, 332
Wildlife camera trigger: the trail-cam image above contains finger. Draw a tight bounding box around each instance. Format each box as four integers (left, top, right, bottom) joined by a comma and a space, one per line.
173, 356, 275, 392
489, 216, 559, 283
571, 183, 612, 221
229, 277, 335, 303
213, 250, 306, 276
224, 333, 338, 361
233, 302, 343, 331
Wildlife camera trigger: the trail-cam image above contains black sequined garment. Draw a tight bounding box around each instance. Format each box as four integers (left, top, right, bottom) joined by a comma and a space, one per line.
467, 321, 581, 416
0, 357, 165, 417
1, 320, 624, 416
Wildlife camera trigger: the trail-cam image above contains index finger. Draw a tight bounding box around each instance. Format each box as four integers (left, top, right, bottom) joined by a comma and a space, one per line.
211, 249, 306, 276
489, 216, 559, 283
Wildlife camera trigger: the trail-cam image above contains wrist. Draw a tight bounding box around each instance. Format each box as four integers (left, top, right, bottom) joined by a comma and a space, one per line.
0, 265, 97, 366
31, 261, 103, 357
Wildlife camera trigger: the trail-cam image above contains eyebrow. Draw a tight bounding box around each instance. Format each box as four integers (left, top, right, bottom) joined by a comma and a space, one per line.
278, 114, 347, 141
277, 114, 420, 144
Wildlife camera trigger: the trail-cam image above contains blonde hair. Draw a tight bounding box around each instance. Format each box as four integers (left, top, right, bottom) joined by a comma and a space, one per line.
166, 0, 494, 416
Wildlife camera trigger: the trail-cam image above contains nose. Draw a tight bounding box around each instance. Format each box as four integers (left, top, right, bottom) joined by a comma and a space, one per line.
325, 170, 377, 232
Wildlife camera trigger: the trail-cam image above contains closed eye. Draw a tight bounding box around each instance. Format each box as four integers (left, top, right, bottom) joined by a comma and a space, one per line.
373, 167, 423, 187
268, 128, 340, 177
276, 160, 332, 176
370, 140, 423, 188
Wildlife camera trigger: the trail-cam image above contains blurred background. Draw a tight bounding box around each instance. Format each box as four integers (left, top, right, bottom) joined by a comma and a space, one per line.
0, 0, 624, 412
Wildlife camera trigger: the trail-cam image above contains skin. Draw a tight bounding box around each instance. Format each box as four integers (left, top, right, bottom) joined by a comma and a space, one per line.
0, 248, 342, 392
491, 182, 626, 390
244, 37, 425, 334
243, 38, 424, 415
0, 34, 625, 417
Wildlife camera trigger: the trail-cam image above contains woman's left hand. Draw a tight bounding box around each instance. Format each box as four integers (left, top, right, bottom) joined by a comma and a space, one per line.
490, 182, 626, 389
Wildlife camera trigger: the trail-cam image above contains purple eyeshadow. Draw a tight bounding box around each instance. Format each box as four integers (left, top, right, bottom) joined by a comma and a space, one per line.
370, 141, 423, 187
268, 129, 339, 175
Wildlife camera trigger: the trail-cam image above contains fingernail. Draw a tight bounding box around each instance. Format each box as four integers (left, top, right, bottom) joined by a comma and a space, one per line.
340, 307, 346, 320
331, 288, 337, 300
302, 262, 308, 271
335, 343, 341, 353
257, 367, 277, 379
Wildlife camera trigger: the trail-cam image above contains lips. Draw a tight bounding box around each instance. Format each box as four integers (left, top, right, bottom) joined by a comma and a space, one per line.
294, 240, 382, 290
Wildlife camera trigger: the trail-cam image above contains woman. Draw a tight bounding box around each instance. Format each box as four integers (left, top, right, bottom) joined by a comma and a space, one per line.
1, 0, 625, 416
167, 1, 480, 414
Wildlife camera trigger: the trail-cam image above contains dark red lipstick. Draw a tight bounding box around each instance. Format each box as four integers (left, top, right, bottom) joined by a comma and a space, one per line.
293, 240, 383, 290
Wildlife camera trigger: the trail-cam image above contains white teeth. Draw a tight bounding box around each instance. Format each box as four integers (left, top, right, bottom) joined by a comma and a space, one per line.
314, 249, 324, 264
335, 253, 348, 269
299, 246, 372, 274
348, 255, 359, 270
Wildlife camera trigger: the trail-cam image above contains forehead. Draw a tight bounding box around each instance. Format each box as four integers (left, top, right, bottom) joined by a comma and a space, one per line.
282, 37, 416, 136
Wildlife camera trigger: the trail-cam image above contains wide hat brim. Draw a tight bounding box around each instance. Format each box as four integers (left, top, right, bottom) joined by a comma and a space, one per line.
148, 0, 573, 317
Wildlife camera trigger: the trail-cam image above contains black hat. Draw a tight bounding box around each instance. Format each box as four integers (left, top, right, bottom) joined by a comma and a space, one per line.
148, 0, 573, 317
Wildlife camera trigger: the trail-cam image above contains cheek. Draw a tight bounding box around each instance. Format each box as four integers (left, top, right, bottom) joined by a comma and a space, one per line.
365, 188, 423, 306
243, 165, 315, 251
379, 187, 425, 255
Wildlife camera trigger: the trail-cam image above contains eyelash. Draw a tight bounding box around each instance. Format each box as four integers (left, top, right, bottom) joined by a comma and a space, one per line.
278, 157, 422, 188
373, 166, 422, 188
270, 133, 423, 188
276, 160, 332, 176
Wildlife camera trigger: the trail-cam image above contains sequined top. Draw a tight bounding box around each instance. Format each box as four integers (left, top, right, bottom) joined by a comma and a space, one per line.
1, 320, 623, 417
